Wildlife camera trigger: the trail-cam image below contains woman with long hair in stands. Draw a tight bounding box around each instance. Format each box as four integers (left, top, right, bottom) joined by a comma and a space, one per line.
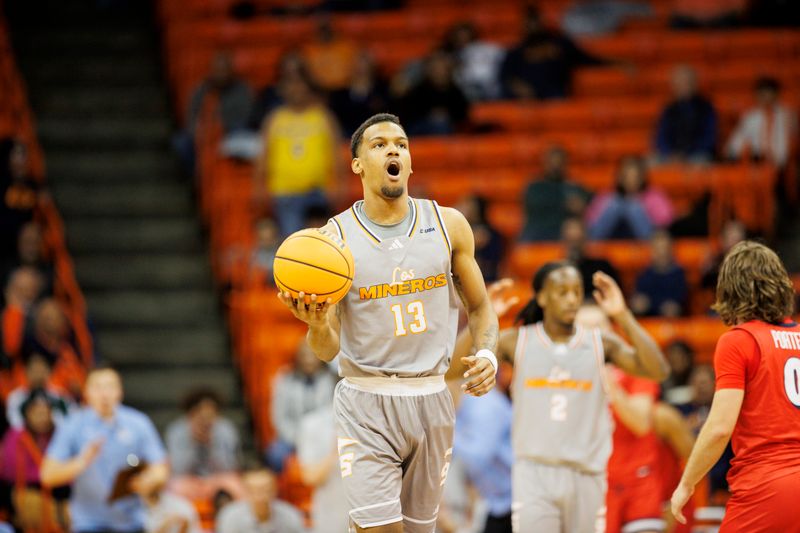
671, 241, 800, 532
453, 262, 668, 532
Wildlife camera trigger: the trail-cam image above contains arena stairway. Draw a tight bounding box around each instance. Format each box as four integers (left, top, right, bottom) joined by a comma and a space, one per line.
6, 0, 248, 435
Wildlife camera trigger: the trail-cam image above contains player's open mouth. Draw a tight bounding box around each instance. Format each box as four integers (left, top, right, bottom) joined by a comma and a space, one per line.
386, 161, 401, 178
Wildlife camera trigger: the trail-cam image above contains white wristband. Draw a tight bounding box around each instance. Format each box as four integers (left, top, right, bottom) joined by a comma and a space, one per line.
475, 349, 498, 374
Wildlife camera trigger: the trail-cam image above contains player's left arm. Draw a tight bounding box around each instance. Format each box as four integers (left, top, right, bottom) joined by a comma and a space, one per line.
671, 388, 744, 524
595, 272, 669, 381
442, 207, 499, 397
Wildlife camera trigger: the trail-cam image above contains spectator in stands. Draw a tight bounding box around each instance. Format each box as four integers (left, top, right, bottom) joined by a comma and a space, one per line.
216, 466, 305, 532
41, 365, 169, 533
399, 51, 471, 135
442, 21, 506, 101
521, 146, 591, 241
6, 349, 73, 428
726, 77, 797, 170
453, 364, 513, 533
0, 388, 70, 531
456, 195, 504, 282
631, 230, 687, 317
166, 387, 241, 477
661, 339, 695, 405
586, 155, 675, 240
174, 52, 254, 174
265, 342, 337, 472
297, 403, 348, 533
3, 222, 54, 294
653, 65, 718, 163
670, 0, 745, 28
248, 51, 305, 131
249, 217, 280, 286
255, 68, 339, 236
700, 219, 746, 290
302, 17, 360, 91
561, 217, 620, 293
0, 139, 41, 259
1, 267, 43, 366
25, 298, 85, 399
329, 51, 389, 136
500, 6, 609, 100
144, 486, 202, 533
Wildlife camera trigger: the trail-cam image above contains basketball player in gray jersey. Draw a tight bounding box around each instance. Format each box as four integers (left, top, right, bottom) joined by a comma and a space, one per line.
454, 262, 668, 533
279, 113, 499, 533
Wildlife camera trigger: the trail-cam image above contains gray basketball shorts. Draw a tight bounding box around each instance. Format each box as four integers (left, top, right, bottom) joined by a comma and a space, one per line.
333, 377, 455, 532
512, 459, 607, 533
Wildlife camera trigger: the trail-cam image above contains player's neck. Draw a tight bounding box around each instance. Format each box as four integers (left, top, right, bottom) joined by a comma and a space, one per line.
362, 190, 409, 225
542, 318, 575, 343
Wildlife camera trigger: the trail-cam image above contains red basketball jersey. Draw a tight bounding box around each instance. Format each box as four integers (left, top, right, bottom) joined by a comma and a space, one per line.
715, 320, 800, 492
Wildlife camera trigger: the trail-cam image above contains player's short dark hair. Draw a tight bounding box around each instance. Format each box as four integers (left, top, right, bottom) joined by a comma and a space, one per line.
713, 241, 795, 326
755, 76, 780, 93
350, 113, 403, 158
181, 386, 224, 413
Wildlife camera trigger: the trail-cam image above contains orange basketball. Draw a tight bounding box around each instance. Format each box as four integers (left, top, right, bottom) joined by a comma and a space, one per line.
273, 228, 355, 304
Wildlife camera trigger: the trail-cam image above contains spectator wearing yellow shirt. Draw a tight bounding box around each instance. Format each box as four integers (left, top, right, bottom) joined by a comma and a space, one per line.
255, 69, 341, 235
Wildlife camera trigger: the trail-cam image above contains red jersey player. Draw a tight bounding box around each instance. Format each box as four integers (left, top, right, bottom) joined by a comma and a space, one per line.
606, 367, 664, 533
671, 241, 800, 532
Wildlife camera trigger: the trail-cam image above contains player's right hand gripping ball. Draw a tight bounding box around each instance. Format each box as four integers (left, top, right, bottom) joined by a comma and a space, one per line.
273, 228, 355, 304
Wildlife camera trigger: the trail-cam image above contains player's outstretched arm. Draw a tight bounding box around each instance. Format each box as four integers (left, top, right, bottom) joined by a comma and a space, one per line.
594, 271, 670, 381
671, 388, 743, 524
441, 208, 499, 397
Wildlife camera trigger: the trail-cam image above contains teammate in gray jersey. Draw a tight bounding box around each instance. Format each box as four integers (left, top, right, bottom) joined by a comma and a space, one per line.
279, 113, 499, 533
455, 262, 668, 533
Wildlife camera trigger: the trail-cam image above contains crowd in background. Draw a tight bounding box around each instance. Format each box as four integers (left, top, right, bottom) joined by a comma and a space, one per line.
2, 0, 800, 531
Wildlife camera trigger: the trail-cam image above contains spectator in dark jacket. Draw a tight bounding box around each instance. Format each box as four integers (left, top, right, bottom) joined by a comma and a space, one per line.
329, 52, 389, 136
456, 195, 504, 282
654, 65, 718, 163
501, 6, 608, 100
561, 217, 620, 294
521, 146, 590, 241
399, 51, 470, 136
631, 230, 688, 317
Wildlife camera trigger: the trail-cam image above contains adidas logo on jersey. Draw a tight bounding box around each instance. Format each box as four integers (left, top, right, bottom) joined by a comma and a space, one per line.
388, 239, 404, 250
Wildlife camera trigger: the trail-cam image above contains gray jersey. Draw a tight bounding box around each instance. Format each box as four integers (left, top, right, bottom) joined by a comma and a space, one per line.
512, 323, 612, 474
329, 198, 459, 378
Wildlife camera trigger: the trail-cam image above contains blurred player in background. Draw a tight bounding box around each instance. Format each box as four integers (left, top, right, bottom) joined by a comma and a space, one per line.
671, 241, 800, 532
455, 262, 668, 533
279, 113, 498, 532
652, 402, 695, 533
577, 304, 668, 533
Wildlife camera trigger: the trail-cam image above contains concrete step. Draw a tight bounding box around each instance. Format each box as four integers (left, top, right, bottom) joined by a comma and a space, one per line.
31, 86, 168, 118
52, 181, 192, 218
75, 254, 211, 290
14, 29, 154, 55
120, 367, 239, 409
86, 289, 220, 328
146, 408, 248, 436
38, 117, 171, 149
96, 327, 229, 366
23, 57, 161, 85
65, 217, 202, 254
46, 150, 177, 182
